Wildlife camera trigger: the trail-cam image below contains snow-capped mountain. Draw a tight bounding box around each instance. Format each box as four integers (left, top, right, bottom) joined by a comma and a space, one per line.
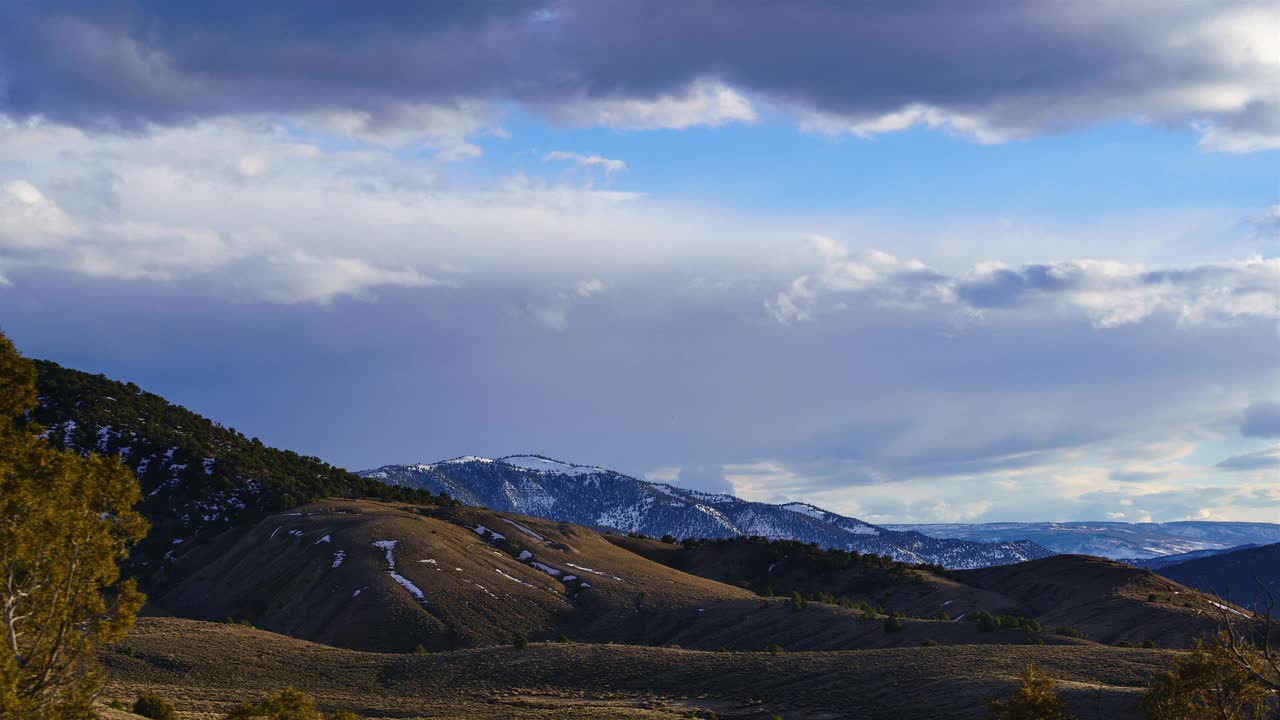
360, 454, 1051, 568
884, 521, 1280, 559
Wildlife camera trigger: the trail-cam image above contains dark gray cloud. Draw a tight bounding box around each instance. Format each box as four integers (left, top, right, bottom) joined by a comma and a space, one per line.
1241, 402, 1280, 438
1, 1, 1274, 147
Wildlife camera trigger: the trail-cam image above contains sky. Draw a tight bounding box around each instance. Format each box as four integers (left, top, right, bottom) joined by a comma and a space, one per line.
0, 0, 1277, 524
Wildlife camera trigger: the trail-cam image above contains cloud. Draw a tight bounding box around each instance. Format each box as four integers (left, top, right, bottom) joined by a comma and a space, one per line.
1216, 446, 1280, 471
543, 151, 628, 178
1241, 402, 1280, 438
2, 2, 1275, 149
768, 236, 1280, 328
541, 80, 757, 130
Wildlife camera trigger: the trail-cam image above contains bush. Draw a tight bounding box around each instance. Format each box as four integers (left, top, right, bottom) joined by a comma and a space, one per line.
1139, 636, 1272, 720
513, 634, 529, 650
221, 687, 361, 719
1141, 639, 1159, 649
133, 694, 177, 720
987, 664, 1076, 720
922, 639, 939, 647
764, 644, 784, 655
884, 616, 905, 633
412, 643, 427, 654
1053, 626, 1087, 639
660, 534, 677, 544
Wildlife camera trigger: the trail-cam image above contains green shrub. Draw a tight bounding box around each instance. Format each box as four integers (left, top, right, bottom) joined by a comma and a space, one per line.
884, 616, 905, 633
987, 665, 1075, 720
764, 643, 784, 655
513, 634, 529, 650
133, 694, 177, 720
922, 639, 939, 647
412, 643, 427, 654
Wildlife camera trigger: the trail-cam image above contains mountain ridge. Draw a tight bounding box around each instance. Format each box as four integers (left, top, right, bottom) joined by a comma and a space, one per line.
360, 454, 1052, 569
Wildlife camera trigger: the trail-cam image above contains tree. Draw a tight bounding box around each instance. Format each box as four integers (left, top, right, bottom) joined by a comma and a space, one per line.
0, 332, 148, 719
1139, 635, 1273, 720
988, 664, 1076, 720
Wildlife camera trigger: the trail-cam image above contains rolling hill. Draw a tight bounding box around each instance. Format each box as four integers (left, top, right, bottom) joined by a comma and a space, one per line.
100, 616, 1175, 720
1156, 542, 1280, 611
361, 455, 1052, 569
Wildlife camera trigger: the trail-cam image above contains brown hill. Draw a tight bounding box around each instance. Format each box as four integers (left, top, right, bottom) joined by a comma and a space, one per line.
953, 554, 1240, 646
614, 537, 1240, 647
101, 616, 1174, 720
156, 499, 1095, 653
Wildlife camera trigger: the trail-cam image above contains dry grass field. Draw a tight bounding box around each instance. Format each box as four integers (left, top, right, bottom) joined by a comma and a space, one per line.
101, 617, 1174, 720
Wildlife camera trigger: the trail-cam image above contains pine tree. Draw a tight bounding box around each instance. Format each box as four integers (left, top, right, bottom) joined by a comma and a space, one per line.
988, 664, 1076, 720
0, 331, 148, 719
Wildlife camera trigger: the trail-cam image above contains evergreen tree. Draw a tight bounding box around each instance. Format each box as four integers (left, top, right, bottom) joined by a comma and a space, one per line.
0, 332, 148, 720
988, 664, 1076, 720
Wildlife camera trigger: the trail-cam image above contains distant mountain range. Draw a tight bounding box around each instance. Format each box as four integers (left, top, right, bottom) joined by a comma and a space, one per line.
359, 455, 1052, 569
885, 521, 1280, 559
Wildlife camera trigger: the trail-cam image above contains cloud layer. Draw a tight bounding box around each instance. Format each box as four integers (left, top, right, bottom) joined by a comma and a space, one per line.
2, 1, 1277, 149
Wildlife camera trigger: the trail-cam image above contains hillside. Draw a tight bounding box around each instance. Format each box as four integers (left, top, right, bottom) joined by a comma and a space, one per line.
614, 536, 1242, 648
362, 455, 1051, 568
888, 521, 1280, 559
154, 499, 1065, 654
101, 617, 1175, 720
29, 361, 446, 588
1157, 542, 1280, 611
953, 555, 1245, 647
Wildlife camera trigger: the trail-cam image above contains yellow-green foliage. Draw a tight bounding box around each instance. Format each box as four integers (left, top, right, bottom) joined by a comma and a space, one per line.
988, 664, 1076, 720
222, 687, 361, 719
1139, 635, 1274, 720
0, 332, 148, 720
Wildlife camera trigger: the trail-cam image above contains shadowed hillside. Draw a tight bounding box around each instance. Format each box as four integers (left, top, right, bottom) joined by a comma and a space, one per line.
29, 361, 447, 588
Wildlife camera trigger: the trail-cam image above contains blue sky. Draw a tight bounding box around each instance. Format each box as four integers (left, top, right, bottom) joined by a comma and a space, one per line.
0, 0, 1277, 523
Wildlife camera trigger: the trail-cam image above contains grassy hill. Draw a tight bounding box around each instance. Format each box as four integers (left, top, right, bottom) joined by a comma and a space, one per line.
612, 534, 1242, 648
100, 616, 1174, 720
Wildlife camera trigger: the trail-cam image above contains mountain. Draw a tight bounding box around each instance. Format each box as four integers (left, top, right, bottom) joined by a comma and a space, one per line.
360, 454, 1052, 568
1119, 544, 1260, 570
886, 521, 1280, 559
29, 360, 446, 587
1156, 542, 1280, 611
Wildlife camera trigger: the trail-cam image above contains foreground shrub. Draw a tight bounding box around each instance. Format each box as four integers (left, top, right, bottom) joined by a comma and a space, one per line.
988, 664, 1076, 720
222, 687, 361, 720
1139, 636, 1273, 720
133, 693, 176, 720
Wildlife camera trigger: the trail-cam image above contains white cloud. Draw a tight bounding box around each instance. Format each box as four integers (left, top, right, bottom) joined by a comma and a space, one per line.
546, 79, 757, 131
768, 235, 1280, 328
544, 151, 628, 178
